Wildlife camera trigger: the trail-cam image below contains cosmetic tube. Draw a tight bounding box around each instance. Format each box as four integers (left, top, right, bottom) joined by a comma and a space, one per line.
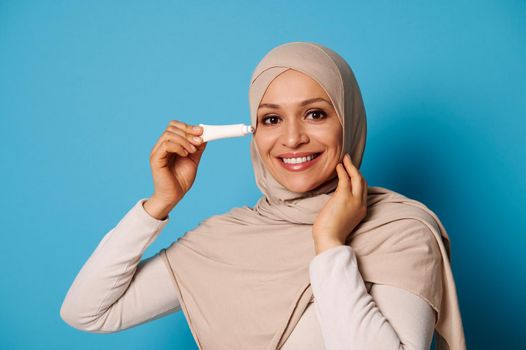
199, 123, 255, 142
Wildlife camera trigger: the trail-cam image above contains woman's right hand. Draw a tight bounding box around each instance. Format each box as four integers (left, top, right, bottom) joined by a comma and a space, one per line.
148, 120, 207, 208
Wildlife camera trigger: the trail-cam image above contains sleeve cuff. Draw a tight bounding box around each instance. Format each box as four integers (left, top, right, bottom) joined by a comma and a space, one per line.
132, 198, 170, 229
309, 245, 355, 279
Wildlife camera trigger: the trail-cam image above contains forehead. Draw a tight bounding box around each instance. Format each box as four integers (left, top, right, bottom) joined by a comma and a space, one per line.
260, 69, 330, 103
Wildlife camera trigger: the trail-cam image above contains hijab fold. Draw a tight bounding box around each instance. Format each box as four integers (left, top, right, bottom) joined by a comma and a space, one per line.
160, 42, 466, 350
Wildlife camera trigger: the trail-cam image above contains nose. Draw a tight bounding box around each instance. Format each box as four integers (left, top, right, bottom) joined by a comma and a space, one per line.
281, 119, 309, 148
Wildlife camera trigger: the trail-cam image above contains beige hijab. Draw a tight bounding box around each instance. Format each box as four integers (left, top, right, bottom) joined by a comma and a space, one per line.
160, 42, 466, 350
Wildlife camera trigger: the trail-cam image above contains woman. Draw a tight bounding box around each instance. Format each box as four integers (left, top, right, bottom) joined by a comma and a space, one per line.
60, 42, 466, 350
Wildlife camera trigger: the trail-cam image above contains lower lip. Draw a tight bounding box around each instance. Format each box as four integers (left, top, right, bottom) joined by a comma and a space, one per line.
277, 153, 322, 172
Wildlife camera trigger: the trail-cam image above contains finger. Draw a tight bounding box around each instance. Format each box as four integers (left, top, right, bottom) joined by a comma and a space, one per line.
153, 129, 198, 160
152, 130, 197, 157
151, 121, 202, 156
335, 163, 350, 194
164, 131, 198, 154
169, 120, 203, 136
343, 153, 362, 198
168, 125, 203, 147
188, 140, 207, 164
152, 128, 174, 156
151, 139, 188, 163
152, 131, 195, 156
164, 140, 190, 158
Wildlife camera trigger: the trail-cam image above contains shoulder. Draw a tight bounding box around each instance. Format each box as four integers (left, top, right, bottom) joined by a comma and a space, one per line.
359, 212, 443, 266
395, 217, 442, 261
368, 187, 444, 256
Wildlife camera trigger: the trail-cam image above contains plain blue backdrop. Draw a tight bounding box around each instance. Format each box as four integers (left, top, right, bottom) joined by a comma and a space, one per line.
1, 0, 524, 349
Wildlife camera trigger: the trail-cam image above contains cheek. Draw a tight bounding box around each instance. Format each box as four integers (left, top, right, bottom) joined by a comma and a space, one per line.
326, 121, 343, 153
310, 126, 342, 152
254, 130, 277, 154
329, 132, 343, 152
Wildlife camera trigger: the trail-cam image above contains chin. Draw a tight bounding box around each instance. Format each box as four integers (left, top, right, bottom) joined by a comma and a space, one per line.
282, 179, 319, 193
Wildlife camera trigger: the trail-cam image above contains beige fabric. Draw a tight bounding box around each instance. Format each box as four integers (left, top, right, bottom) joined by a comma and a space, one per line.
160, 41, 466, 349
60, 197, 436, 349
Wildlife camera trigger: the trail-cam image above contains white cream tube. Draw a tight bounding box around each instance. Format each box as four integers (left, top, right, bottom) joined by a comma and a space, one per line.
198, 123, 255, 142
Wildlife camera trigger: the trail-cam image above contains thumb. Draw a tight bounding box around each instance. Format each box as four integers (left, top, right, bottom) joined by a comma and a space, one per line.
189, 141, 207, 164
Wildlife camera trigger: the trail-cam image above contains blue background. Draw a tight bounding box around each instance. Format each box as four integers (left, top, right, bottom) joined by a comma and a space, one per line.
1, 0, 524, 349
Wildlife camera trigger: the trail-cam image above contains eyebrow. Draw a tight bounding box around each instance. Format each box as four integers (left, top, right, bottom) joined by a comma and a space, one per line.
258, 97, 331, 110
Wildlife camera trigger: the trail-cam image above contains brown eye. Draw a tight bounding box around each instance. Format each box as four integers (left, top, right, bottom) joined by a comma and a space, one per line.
306, 110, 327, 120
262, 115, 281, 125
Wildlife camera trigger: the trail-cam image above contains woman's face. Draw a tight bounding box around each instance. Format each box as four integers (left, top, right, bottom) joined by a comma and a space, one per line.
254, 69, 343, 193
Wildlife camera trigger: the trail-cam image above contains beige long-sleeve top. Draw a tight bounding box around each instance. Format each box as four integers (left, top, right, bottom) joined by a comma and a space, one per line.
60, 198, 436, 350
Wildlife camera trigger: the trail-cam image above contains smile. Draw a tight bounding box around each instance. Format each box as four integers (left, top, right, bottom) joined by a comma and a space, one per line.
276, 152, 322, 172
282, 153, 319, 164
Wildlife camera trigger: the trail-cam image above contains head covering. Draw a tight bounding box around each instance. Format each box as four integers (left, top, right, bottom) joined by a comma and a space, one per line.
160, 41, 466, 350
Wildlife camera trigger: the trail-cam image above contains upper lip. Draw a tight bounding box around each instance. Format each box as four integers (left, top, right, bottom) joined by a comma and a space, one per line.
276, 151, 321, 158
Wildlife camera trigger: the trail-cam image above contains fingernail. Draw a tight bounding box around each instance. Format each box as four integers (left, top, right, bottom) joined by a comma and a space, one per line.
193, 136, 202, 143
193, 126, 202, 131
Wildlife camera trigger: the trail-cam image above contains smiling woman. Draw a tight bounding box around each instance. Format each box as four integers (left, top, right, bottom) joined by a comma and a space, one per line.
254, 69, 343, 193
60, 41, 466, 350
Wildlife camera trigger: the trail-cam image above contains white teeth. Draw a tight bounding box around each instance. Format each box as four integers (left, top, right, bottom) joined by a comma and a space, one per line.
282, 154, 318, 164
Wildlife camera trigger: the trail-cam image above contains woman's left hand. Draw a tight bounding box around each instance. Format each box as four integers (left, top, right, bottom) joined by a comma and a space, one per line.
312, 153, 368, 255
